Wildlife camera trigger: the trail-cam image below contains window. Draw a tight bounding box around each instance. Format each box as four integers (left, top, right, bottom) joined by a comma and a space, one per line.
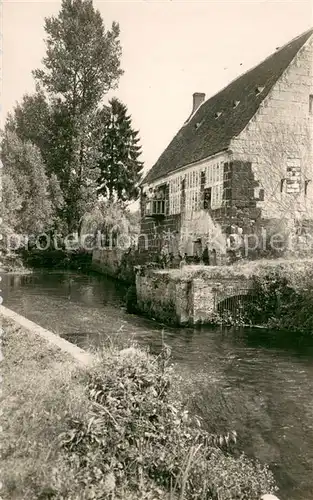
309, 95, 313, 114
305, 179, 311, 196
255, 86, 264, 96
200, 171, 206, 189
203, 187, 212, 209
169, 176, 182, 215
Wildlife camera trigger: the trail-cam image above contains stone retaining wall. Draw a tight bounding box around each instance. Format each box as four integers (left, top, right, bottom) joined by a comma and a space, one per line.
92, 247, 156, 284
135, 269, 214, 326
135, 268, 253, 326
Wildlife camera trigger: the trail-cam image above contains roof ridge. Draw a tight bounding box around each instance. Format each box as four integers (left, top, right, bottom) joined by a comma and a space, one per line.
143, 27, 313, 185
187, 27, 313, 125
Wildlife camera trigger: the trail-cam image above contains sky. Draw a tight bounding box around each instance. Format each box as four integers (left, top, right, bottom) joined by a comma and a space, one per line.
3, 0, 313, 176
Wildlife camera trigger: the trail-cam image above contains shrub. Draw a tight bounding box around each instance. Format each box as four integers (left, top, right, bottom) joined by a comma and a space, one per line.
57, 345, 278, 499
3, 317, 278, 499
244, 266, 313, 332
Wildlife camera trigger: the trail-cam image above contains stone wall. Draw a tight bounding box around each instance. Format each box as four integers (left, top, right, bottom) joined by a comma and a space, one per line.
135, 269, 253, 326
135, 269, 192, 325
139, 159, 263, 262
191, 278, 216, 324
92, 247, 152, 284
230, 35, 313, 221
139, 213, 181, 256
135, 265, 257, 326
92, 248, 125, 279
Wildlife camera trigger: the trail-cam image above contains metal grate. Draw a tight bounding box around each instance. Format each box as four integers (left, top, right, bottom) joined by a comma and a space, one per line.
214, 284, 258, 323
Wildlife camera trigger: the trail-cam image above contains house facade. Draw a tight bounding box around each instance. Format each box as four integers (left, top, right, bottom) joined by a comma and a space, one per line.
139, 29, 313, 263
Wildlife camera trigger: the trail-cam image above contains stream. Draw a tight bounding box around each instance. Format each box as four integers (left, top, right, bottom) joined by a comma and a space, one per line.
3, 270, 313, 500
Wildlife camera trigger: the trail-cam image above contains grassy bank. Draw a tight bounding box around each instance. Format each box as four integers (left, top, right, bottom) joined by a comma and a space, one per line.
167, 258, 313, 281
2, 317, 89, 499
206, 258, 313, 331
3, 316, 278, 499
0, 251, 32, 273
242, 260, 313, 332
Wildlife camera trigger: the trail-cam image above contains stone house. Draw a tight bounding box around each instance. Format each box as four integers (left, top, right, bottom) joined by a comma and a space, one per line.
139, 28, 313, 263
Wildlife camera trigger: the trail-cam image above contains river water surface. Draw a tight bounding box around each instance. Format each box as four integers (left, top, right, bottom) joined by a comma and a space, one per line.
3, 271, 313, 500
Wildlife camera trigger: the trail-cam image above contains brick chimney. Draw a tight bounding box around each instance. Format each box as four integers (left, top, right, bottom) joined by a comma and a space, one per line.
192, 92, 205, 114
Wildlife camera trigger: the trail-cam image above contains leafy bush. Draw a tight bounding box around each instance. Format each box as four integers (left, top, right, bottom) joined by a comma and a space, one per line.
244, 266, 313, 332
56, 345, 278, 499
3, 316, 278, 499
19, 247, 92, 271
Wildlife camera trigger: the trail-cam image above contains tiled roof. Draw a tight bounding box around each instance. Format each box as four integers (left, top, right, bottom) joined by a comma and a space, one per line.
143, 28, 313, 184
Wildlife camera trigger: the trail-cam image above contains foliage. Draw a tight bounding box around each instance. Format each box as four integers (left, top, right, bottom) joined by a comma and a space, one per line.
58, 346, 277, 499
0, 131, 60, 236
97, 98, 143, 201
31, 0, 123, 231
33, 0, 122, 107
244, 267, 313, 332
80, 199, 139, 247
19, 247, 93, 271
3, 317, 277, 499
5, 89, 51, 160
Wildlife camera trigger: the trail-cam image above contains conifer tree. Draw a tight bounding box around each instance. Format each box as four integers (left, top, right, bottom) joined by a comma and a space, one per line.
97, 98, 143, 201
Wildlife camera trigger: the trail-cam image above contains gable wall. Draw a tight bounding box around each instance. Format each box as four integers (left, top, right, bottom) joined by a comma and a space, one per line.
230, 35, 313, 221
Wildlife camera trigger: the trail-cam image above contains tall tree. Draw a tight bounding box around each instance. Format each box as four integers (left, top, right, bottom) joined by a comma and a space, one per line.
97, 98, 143, 201
33, 0, 123, 231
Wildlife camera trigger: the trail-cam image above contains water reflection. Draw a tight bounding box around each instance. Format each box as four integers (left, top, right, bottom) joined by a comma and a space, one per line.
3, 271, 313, 500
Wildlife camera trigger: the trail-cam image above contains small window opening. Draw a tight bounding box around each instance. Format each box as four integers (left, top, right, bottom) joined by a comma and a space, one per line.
232, 100, 240, 108
195, 119, 204, 130
200, 171, 206, 190
255, 86, 265, 96
203, 187, 212, 209
309, 95, 313, 114
215, 111, 222, 119
305, 179, 311, 195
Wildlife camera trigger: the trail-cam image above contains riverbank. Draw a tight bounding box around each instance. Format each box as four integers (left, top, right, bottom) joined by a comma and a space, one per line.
0, 251, 32, 274
2, 311, 278, 499
134, 258, 313, 331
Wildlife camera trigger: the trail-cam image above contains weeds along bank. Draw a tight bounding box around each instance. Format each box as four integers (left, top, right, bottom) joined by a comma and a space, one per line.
0, 247, 94, 274
232, 259, 313, 332
2, 315, 277, 500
